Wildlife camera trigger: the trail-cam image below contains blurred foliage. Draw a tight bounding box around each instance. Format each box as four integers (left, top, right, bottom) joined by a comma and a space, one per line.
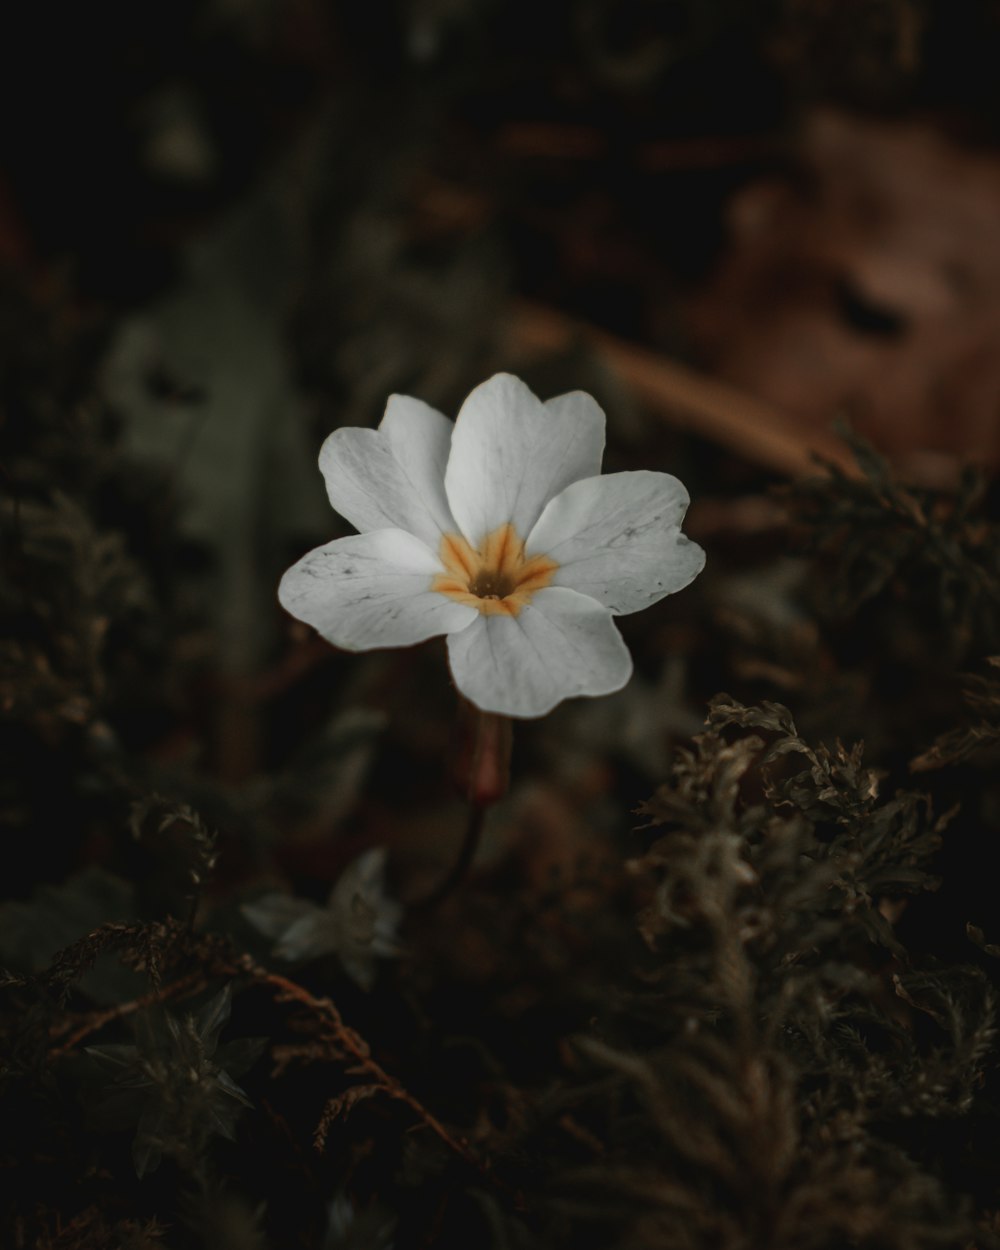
4, 1, 1000, 1247
786, 435, 1000, 664
85, 985, 264, 1178
912, 657, 1000, 771
242, 848, 401, 988
3, 289, 1000, 1246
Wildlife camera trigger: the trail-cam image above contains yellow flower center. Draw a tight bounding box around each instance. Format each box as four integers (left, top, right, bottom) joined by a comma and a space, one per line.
433, 524, 558, 617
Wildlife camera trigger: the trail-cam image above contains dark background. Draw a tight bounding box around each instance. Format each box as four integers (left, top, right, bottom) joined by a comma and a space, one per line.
3, 3, 1000, 1248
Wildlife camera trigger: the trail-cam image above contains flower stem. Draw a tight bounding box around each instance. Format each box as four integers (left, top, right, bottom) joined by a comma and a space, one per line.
415, 703, 512, 909
414, 800, 487, 911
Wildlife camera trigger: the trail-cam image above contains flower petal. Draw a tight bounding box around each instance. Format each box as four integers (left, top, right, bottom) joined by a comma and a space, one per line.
446, 587, 632, 718
526, 470, 706, 615
319, 395, 456, 546
444, 374, 605, 546
279, 529, 477, 650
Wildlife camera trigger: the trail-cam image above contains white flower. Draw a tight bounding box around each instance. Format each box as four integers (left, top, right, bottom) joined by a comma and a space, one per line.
279, 374, 705, 718
242, 849, 401, 990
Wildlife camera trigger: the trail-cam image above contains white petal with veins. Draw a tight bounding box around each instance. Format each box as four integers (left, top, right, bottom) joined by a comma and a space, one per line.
279, 528, 477, 651
444, 374, 605, 547
320, 394, 456, 546
527, 470, 706, 615
446, 586, 632, 718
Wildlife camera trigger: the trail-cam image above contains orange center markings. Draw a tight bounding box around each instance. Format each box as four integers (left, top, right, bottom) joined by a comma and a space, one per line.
433, 523, 558, 618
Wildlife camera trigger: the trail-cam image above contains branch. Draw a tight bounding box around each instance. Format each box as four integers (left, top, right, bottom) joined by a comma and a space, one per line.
507, 301, 861, 480
234, 958, 493, 1181
47, 971, 208, 1059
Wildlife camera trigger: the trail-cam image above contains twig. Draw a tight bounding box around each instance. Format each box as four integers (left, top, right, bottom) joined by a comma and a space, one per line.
234, 958, 488, 1177
45, 957, 513, 1198
507, 301, 862, 479
47, 970, 207, 1058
